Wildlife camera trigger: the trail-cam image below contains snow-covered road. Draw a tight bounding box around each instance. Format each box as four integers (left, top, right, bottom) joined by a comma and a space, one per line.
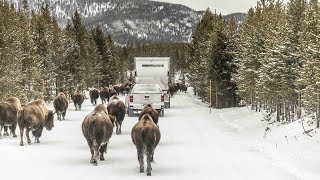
0, 92, 308, 179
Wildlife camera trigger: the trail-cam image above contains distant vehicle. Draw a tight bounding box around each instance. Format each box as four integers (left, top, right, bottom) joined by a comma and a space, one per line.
126, 84, 164, 117
133, 57, 171, 108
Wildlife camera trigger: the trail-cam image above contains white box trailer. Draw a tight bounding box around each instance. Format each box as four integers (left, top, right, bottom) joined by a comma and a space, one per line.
134, 57, 171, 108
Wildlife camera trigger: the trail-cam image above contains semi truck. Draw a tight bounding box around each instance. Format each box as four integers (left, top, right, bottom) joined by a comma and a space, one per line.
133, 57, 171, 108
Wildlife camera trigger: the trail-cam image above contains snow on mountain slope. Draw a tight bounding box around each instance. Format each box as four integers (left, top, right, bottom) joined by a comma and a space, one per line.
0, 90, 317, 179
6, 0, 245, 44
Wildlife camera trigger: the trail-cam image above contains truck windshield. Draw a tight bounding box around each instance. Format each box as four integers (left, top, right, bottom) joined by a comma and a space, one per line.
132, 85, 162, 93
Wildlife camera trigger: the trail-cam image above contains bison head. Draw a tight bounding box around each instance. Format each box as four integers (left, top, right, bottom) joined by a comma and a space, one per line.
45, 110, 54, 131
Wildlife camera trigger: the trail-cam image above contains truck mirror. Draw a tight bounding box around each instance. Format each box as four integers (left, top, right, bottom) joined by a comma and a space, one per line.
134, 71, 137, 76
167, 71, 170, 76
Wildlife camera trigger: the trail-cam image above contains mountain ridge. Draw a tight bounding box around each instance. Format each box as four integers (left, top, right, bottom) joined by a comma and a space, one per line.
7, 0, 246, 44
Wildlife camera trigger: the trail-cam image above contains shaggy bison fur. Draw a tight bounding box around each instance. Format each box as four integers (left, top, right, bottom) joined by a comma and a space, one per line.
131, 114, 161, 176
107, 95, 125, 135
18, 99, 54, 146
0, 97, 22, 138
73, 91, 84, 111
82, 104, 115, 166
89, 88, 100, 105
138, 104, 159, 125
100, 87, 109, 104
53, 92, 69, 120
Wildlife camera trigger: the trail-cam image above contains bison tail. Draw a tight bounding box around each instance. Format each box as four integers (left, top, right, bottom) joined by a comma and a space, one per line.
89, 115, 97, 137
141, 127, 149, 145
18, 109, 24, 125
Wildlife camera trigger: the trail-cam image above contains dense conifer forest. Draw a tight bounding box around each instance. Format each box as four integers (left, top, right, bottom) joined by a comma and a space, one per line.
1, 0, 320, 126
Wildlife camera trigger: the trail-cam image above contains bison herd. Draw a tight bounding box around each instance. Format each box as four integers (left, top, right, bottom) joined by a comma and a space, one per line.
0, 84, 161, 176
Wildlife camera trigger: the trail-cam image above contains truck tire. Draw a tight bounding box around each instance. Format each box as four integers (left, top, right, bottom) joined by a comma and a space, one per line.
128, 108, 134, 117
164, 102, 170, 108
159, 109, 164, 117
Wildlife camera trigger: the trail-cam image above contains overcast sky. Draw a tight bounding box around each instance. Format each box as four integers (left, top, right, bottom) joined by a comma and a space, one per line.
154, 0, 288, 15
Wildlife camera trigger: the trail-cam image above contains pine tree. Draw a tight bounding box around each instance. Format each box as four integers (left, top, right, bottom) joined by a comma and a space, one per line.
234, 7, 261, 109
188, 9, 216, 101
299, 0, 320, 127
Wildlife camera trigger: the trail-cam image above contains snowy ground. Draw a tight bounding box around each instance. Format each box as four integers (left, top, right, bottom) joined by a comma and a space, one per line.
0, 90, 319, 179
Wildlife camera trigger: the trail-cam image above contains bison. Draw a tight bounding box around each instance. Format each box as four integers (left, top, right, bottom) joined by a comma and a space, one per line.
138, 104, 159, 125
53, 92, 69, 120
18, 99, 54, 146
108, 90, 117, 100
73, 91, 84, 111
131, 114, 161, 176
89, 88, 100, 106
82, 104, 115, 166
0, 97, 22, 138
107, 95, 125, 135
100, 87, 109, 104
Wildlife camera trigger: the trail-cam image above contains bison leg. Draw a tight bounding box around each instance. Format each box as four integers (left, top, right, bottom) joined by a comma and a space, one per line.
74, 103, 77, 111
116, 121, 121, 135
99, 143, 108, 161
146, 147, 153, 176
137, 148, 144, 173
62, 111, 66, 120
19, 126, 24, 146
58, 112, 62, 121
33, 126, 43, 143
10, 122, 17, 137
91, 140, 99, 166
118, 121, 122, 134
0, 124, 3, 138
86, 140, 95, 164
3, 126, 9, 136
151, 149, 155, 163
26, 128, 31, 144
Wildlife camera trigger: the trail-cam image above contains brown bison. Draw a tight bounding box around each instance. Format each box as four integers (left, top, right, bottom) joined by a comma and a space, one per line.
122, 81, 133, 94
18, 99, 54, 146
100, 87, 109, 104
131, 114, 161, 176
108, 90, 118, 100
0, 97, 22, 138
139, 104, 159, 125
53, 92, 69, 120
73, 91, 84, 111
82, 104, 115, 166
107, 95, 126, 135
89, 88, 100, 106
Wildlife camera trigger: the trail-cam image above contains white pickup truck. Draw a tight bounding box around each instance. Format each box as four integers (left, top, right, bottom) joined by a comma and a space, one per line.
126, 84, 164, 117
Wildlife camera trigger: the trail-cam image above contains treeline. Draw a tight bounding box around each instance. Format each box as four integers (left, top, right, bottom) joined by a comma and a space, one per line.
0, 0, 191, 103
187, 9, 238, 108
0, 0, 120, 102
188, 0, 320, 127
236, 0, 320, 127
